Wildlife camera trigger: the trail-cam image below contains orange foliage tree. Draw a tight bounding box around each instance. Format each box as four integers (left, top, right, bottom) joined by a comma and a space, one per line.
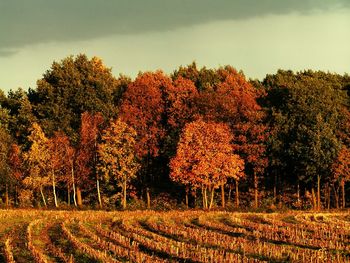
164, 76, 199, 158
6, 144, 23, 206
98, 119, 139, 209
119, 71, 173, 208
166, 76, 198, 130
75, 112, 104, 207
332, 146, 350, 208
170, 119, 245, 209
48, 131, 75, 207
193, 66, 268, 207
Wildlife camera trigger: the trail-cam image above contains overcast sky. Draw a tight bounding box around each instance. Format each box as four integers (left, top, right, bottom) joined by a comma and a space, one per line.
0, 0, 349, 92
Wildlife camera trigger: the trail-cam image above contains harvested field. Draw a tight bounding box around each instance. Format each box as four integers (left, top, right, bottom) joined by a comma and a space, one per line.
0, 210, 349, 262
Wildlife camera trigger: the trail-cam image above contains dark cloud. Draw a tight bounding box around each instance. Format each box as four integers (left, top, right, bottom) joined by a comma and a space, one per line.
0, 0, 349, 56
0, 49, 18, 57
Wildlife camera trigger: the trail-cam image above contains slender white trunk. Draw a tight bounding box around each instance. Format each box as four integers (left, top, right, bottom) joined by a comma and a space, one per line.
52, 171, 58, 207
97, 178, 102, 208
71, 165, 77, 207
40, 186, 47, 207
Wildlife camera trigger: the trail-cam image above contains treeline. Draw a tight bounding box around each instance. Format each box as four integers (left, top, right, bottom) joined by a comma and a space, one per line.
0, 54, 349, 210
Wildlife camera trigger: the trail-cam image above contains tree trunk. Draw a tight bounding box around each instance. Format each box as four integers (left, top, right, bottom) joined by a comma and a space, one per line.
52, 171, 58, 208
297, 183, 300, 203
274, 175, 277, 203
333, 185, 339, 209
15, 185, 18, 206
202, 187, 205, 209
71, 165, 77, 207
122, 179, 127, 209
228, 185, 232, 204
209, 187, 215, 210
235, 180, 240, 208
40, 186, 47, 207
203, 187, 208, 209
67, 185, 70, 206
193, 190, 197, 208
342, 180, 346, 209
94, 140, 102, 209
317, 175, 321, 210
221, 183, 225, 208
185, 187, 189, 209
311, 188, 317, 210
77, 187, 82, 206
146, 187, 151, 209
254, 173, 258, 208
97, 178, 102, 209
5, 184, 9, 207
325, 184, 330, 210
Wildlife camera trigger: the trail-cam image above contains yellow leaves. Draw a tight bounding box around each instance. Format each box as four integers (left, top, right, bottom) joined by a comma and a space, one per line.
97, 118, 139, 183
24, 122, 51, 188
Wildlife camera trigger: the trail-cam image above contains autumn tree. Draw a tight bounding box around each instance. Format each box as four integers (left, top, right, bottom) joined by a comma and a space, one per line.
75, 112, 104, 207
7, 143, 23, 206
98, 119, 139, 209
166, 76, 198, 130
172, 62, 221, 92
23, 123, 50, 207
47, 131, 75, 207
119, 71, 173, 208
191, 66, 267, 208
28, 54, 122, 143
332, 146, 350, 208
170, 119, 244, 209
0, 110, 12, 206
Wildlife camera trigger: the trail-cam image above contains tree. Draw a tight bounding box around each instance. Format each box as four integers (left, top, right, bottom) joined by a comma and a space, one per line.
332, 146, 350, 208
28, 54, 122, 143
264, 70, 347, 210
23, 123, 50, 207
172, 62, 221, 92
0, 89, 37, 147
166, 76, 198, 130
119, 71, 173, 208
194, 66, 268, 208
48, 131, 75, 207
7, 143, 23, 206
75, 112, 104, 207
170, 119, 245, 209
0, 114, 12, 206
98, 119, 139, 209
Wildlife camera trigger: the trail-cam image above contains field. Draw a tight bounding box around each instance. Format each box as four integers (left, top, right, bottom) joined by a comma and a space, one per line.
0, 210, 349, 263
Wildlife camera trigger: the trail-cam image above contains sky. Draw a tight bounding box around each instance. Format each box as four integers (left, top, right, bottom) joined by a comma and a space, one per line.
0, 0, 349, 92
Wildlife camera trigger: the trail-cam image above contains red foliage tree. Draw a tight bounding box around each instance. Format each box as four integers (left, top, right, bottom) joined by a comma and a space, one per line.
75, 112, 104, 207
166, 76, 198, 129
332, 146, 350, 208
119, 71, 173, 208
7, 143, 23, 206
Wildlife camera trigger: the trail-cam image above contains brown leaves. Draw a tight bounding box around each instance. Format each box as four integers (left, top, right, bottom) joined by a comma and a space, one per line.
332, 146, 350, 183
8, 143, 23, 181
